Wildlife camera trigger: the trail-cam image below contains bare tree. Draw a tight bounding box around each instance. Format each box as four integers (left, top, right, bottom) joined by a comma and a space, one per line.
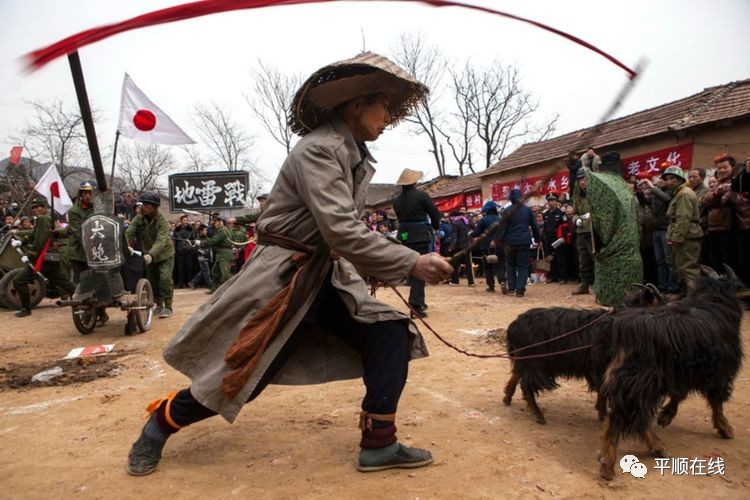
179, 144, 209, 172
192, 102, 254, 171
391, 33, 448, 176
438, 68, 477, 176
245, 60, 301, 154
457, 62, 557, 170
119, 142, 173, 193
8, 98, 92, 180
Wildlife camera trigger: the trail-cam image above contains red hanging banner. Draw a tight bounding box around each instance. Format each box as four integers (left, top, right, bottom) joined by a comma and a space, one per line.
620, 143, 694, 179
9, 146, 23, 165
491, 171, 570, 202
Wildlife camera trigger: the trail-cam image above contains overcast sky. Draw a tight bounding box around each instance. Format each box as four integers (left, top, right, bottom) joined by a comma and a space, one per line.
1, 0, 748, 189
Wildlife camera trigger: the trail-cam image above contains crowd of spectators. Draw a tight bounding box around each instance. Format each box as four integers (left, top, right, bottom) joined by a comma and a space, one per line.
358, 150, 749, 305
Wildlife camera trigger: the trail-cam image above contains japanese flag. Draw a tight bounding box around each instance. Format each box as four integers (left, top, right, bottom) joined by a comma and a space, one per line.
34, 164, 73, 215
117, 73, 195, 145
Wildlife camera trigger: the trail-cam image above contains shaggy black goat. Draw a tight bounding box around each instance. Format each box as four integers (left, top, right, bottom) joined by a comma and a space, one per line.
502, 284, 664, 424
597, 266, 745, 480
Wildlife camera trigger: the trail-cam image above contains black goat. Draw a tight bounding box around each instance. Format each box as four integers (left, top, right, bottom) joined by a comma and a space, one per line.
597, 266, 745, 480
502, 284, 664, 424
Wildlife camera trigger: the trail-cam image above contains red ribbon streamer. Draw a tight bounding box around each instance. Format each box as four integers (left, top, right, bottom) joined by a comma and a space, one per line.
24, 0, 636, 78
33, 237, 52, 273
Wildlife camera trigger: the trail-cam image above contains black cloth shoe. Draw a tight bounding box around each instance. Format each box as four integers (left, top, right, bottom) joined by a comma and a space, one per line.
358, 443, 433, 472
127, 417, 170, 476
14, 308, 31, 317
499, 282, 508, 295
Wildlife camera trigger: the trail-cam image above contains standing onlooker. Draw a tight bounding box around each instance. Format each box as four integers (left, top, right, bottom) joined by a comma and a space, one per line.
501, 189, 540, 297
173, 215, 196, 288
702, 154, 737, 273
393, 168, 441, 318
638, 171, 678, 293
688, 167, 710, 264
438, 213, 453, 258
555, 203, 577, 284
448, 210, 474, 287
724, 156, 750, 287
541, 193, 565, 283
571, 168, 594, 294
662, 166, 703, 293
471, 200, 505, 293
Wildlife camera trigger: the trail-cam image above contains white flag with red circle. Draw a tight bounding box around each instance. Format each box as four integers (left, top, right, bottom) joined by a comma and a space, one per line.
34, 164, 73, 215
117, 73, 195, 145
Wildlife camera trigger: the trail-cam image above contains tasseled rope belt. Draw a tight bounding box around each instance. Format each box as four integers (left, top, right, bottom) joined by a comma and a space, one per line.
221, 232, 332, 399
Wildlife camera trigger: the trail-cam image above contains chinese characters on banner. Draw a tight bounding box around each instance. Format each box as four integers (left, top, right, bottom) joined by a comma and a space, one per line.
465, 192, 483, 209
620, 143, 694, 179
491, 171, 569, 202
168, 171, 249, 211
488, 143, 694, 201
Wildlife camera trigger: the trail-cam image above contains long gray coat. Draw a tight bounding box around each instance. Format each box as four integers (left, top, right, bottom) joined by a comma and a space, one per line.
164, 118, 427, 422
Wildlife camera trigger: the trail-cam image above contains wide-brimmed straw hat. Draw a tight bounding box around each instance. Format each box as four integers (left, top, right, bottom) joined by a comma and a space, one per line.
289, 51, 428, 136
396, 168, 424, 185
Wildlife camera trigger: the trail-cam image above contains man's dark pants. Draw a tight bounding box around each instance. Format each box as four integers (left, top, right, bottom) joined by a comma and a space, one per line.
160, 279, 411, 448
406, 241, 429, 310
505, 245, 531, 294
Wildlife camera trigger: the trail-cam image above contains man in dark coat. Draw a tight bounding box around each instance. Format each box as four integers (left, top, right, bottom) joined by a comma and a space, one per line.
173, 214, 196, 288
393, 168, 441, 317
500, 189, 540, 297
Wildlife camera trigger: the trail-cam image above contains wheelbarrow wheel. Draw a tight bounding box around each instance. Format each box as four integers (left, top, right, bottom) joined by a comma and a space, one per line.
134, 278, 154, 333
0, 268, 47, 310
73, 303, 98, 335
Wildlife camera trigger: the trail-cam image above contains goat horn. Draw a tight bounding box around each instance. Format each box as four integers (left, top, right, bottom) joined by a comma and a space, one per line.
722, 264, 738, 282
645, 283, 666, 304
700, 265, 720, 279
633, 283, 647, 289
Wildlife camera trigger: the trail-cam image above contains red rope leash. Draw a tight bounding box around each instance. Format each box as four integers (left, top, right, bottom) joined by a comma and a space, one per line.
389, 285, 612, 360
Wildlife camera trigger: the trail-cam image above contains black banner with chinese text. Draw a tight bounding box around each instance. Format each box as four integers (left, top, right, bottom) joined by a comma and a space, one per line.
168, 171, 249, 211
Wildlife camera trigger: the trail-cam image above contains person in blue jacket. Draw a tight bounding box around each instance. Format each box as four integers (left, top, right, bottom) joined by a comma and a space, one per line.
470, 200, 506, 293
500, 189, 541, 297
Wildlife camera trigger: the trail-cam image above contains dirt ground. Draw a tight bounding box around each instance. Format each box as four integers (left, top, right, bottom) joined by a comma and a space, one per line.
1, 279, 749, 499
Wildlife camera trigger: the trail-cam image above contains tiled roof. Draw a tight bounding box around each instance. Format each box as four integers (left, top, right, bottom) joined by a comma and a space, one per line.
480, 78, 750, 176
365, 183, 401, 207
429, 172, 482, 198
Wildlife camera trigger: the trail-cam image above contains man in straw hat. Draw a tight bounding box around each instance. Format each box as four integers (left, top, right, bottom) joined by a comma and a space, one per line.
126, 52, 453, 476
393, 168, 442, 318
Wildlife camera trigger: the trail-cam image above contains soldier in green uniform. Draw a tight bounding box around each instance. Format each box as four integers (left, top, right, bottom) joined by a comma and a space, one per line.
65, 180, 97, 282
195, 216, 233, 292
662, 166, 703, 292
125, 192, 175, 318
571, 167, 595, 294
234, 192, 268, 226
12, 198, 75, 317
226, 217, 249, 270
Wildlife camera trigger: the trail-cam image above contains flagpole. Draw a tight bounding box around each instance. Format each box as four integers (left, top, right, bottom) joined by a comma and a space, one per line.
67, 51, 107, 193
109, 130, 121, 209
